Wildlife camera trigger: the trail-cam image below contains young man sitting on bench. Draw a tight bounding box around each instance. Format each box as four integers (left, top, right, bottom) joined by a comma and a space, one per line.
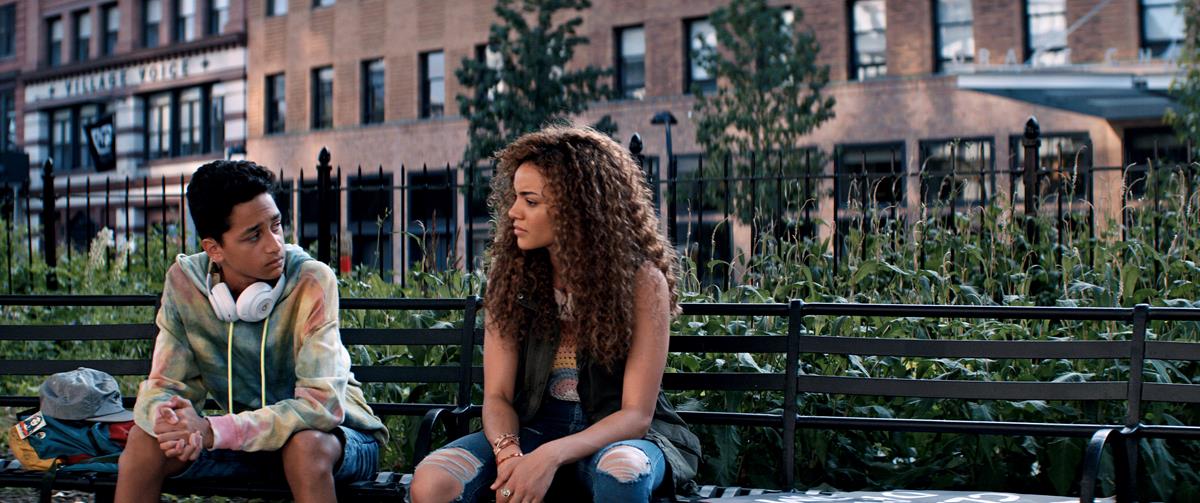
115, 160, 388, 503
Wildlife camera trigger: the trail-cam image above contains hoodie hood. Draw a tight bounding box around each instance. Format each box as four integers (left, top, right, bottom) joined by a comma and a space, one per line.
176, 244, 312, 303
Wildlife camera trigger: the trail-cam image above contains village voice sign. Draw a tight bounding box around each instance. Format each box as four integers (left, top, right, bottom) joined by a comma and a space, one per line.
703, 491, 1107, 503
23, 46, 245, 104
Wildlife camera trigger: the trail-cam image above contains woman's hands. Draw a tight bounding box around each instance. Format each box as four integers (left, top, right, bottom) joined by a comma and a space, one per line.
490, 445, 561, 503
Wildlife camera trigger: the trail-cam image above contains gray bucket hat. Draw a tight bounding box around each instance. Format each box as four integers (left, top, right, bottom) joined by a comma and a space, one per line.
39, 367, 134, 422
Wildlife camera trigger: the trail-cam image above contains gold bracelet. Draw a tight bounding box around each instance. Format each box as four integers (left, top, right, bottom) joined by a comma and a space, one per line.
492, 433, 519, 452
493, 436, 520, 454
496, 451, 523, 466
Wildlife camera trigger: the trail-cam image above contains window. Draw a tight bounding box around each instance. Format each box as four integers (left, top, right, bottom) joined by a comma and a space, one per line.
420, 51, 444, 118
311, 66, 333, 130
175, 0, 196, 42
851, 0, 887, 79
298, 178, 339, 254
267, 0, 288, 16
1026, 0, 1067, 66
146, 92, 172, 160
474, 43, 505, 100
0, 4, 15, 58
837, 143, 905, 208
919, 139, 994, 206
1009, 133, 1091, 203
210, 95, 224, 154
178, 88, 202, 156
408, 170, 455, 269
46, 104, 109, 172
77, 105, 102, 170
616, 26, 646, 99
208, 0, 229, 35
51, 109, 73, 171
143, 0, 162, 48
144, 86, 217, 160
935, 0, 974, 72
362, 59, 385, 124
0, 90, 13, 152
102, 4, 120, 56
266, 73, 286, 134
75, 12, 92, 63
348, 174, 393, 272
685, 19, 716, 94
671, 154, 732, 286
1141, 0, 1184, 58
313, 0, 335, 7
47, 17, 64, 67
1123, 127, 1188, 198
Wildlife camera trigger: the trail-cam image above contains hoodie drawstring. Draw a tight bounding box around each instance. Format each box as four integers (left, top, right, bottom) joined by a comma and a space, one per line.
226, 320, 269, 413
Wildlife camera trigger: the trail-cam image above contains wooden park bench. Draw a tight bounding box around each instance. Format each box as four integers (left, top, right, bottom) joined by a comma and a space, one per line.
0, 296, 1196, 502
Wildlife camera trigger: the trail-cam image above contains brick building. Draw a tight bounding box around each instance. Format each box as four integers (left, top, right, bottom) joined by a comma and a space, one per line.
21, 0, 247, 243
5, 0, 1189, 273
240, 0, 1187, 273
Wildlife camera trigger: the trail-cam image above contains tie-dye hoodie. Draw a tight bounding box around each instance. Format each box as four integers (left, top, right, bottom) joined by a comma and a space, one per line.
133, 244, 387, 451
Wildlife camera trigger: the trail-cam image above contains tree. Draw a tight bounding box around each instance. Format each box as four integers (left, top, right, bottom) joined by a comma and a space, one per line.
691, 0, 835, 227
1167, 0, 1200, 154
456, 0, 616, 170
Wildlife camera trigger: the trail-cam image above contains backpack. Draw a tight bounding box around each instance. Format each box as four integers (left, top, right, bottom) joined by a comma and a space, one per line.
9, 411, 130, 473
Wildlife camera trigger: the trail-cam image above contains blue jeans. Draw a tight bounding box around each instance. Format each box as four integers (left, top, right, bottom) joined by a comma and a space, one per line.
417, 398, 667, 502
172, 426, 379, 483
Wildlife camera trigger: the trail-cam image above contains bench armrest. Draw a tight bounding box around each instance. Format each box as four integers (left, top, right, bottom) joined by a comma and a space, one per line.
413, 406, 480, 466
1080, 427, 1135, 503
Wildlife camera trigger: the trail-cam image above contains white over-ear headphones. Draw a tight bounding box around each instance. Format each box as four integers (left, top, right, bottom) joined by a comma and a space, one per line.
206, 263, 286, 323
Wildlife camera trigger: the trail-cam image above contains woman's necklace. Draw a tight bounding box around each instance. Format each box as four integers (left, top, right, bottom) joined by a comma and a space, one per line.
553, 287, 574, 321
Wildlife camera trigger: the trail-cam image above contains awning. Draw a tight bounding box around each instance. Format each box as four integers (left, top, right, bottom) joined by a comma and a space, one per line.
972, 87, 1180, 121
956, 72, 1181, 121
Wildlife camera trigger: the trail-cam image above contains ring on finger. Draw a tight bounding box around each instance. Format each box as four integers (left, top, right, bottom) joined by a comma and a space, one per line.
500, 488, 512, 498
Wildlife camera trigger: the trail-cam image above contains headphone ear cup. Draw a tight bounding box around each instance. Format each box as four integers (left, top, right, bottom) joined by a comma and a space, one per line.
209, 282, 238, 322
236, 281, 276, 322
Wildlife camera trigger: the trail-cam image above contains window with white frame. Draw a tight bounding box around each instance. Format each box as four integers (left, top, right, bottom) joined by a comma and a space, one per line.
851, 0, 887, 79
1026, 0, 1068, 66
617, 26, 645, 99
935, 0, 974, 72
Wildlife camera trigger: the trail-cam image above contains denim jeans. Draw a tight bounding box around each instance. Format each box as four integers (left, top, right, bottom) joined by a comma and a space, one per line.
417, 398, 667, 502
171, 426, 378, 483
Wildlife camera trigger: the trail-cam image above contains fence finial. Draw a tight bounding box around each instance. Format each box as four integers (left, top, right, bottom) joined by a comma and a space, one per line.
318, 147, 331, 165
629, 133, 643, 156
1024, 116, 1040, 140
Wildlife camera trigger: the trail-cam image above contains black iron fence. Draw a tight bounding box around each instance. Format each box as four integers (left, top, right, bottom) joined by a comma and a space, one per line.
0, 117, 1195, 293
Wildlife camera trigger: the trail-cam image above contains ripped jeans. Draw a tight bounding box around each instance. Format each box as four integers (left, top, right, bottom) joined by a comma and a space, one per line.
413, 398, 667, 502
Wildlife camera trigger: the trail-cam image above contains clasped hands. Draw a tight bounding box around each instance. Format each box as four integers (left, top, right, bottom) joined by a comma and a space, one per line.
490, 443, 560, 503
153, 395, 214, 462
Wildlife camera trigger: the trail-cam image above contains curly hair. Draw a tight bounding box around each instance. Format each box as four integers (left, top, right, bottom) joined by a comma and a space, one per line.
485, 125, 679, 369
187, 160, 277, 243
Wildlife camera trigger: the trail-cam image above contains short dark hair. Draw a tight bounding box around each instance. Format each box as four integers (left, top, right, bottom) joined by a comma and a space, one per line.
187, 160, 277, 242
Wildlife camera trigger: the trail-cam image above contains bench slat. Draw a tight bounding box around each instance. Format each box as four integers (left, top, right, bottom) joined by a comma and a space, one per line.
663, 372, 784, 391
798, 336, 1132, 359
1142, 382, 1200, 403
1145, 341, 1200, 361
0, 324, 156, 341
0, 360, 149, 375
795, 375, 1129, 401
668, 336, 787, 353
342, 328, 464, 346
352, 365, 482, 384
675, 411, 784, 427
793, 415, 1111, 437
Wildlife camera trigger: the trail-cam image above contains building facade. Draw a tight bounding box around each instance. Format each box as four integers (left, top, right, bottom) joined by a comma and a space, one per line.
242, 0, 1188, 274
4, 0, 1188, 273
21, 0, 248, 243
